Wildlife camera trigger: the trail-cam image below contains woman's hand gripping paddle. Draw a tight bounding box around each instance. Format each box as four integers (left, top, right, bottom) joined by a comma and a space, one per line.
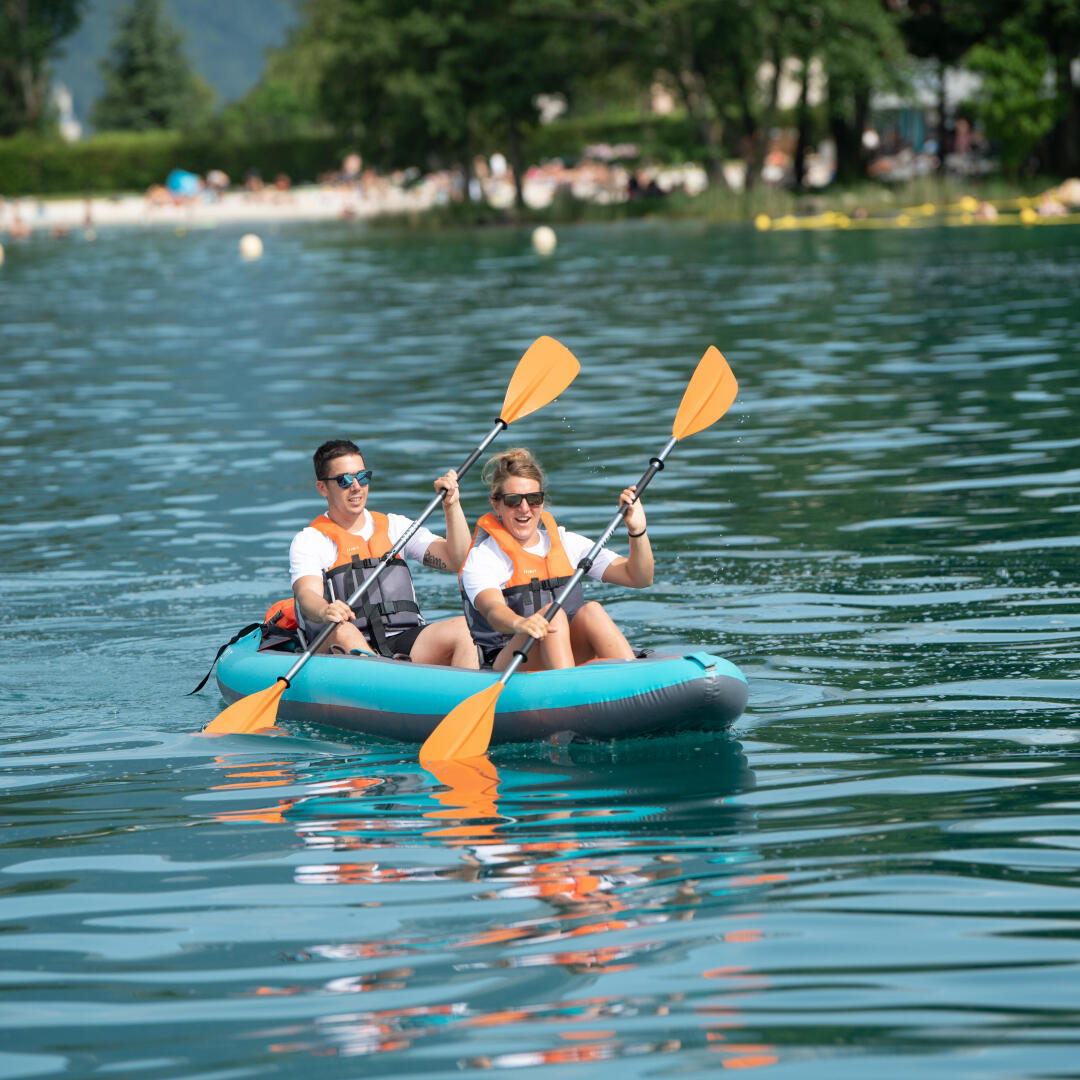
201, 336, 580, 736
419, 346, 738, 764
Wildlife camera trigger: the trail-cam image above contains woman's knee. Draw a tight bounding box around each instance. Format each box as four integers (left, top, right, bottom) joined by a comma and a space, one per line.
573, 601, 610, 627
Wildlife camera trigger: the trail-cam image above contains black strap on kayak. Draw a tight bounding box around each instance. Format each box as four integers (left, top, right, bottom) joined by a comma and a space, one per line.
187, 622, 263, 695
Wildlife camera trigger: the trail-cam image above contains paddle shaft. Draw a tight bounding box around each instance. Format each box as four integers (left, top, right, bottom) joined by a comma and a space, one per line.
281, 417, 508, 683
497, 434, 678, 684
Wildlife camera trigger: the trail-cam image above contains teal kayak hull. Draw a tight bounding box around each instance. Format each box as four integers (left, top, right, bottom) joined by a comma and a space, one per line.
216, 629, 748, 745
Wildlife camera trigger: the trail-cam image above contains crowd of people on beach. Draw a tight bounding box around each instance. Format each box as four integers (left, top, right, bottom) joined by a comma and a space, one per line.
3, 142, 1080, 245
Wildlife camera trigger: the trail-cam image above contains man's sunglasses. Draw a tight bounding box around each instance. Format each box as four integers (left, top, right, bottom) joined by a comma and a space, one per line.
321, 469, 373, 489
498, 491, 545, 508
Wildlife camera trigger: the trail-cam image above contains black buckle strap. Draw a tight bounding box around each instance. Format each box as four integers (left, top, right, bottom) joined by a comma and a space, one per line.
371, 599, 421, 618
188, 622, 262, 695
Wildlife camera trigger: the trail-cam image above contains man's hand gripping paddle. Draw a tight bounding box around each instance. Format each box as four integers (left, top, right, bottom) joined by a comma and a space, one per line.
202, 336, 581, 736
419, 346, 738, 764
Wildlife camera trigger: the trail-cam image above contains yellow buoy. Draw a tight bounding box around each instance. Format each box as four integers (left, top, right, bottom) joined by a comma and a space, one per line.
0, 242, 5, 267
754, 213, 772, 231
240, 233, 264, 260
1020, 206, 1038, 225
959, 195, 979, 213
531, 225, 557, 255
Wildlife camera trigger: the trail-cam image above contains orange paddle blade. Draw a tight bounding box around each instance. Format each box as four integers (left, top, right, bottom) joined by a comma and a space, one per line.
500, 336, 580, 424
420, 682, 503, 763
672, 347, 738, 440
202, 679, 287, 736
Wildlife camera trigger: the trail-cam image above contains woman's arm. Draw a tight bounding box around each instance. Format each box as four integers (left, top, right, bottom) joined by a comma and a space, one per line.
600, 485, 653, 588
474, 588, 557, 641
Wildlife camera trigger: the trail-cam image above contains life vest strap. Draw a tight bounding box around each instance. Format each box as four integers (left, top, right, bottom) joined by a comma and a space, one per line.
370, 599, 421, 618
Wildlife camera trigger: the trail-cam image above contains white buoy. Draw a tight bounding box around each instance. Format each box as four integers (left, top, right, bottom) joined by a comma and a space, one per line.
239, 233, 264, 260
531, 225, 557, 255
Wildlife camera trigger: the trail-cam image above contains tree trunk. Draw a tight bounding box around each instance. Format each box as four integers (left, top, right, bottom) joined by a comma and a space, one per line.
793, 55, 812, 190
829, 81, 864, 185
749, 46, 783, 188
675, 15, 729, 191
730, 53, 759, 191
936, 59, 948, 175
1050, 49, 1080, 175
674, 71, 728, 190
508, 122, 526, 211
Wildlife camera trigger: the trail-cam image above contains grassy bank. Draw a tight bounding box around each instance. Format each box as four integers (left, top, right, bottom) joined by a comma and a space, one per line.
369, 174, 1062, 231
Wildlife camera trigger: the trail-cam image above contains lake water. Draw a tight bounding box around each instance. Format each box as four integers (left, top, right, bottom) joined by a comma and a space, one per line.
1, 219, 1078, 1079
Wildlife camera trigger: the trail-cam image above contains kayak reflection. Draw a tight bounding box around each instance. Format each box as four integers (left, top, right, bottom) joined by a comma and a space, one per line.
206, 738, 778, 1068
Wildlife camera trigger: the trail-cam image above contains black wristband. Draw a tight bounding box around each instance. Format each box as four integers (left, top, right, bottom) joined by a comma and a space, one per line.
627, 527, 647, 538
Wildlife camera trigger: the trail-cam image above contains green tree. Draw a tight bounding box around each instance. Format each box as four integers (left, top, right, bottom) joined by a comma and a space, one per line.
1026, 0, 1080, 174
0, 0, 85, 137
895, 0, 1001, 173
966, 15, 1058, 177
92, 0, 214, 132
294, 0, 584, 207
817, 0, 906, 183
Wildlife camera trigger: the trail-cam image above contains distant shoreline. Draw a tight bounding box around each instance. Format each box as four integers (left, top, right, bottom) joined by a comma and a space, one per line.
3, 174, 1078, 240
0, 183, 437, 236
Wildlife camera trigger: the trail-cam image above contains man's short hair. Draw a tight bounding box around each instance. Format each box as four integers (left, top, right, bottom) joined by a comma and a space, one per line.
313, 439, 363, 480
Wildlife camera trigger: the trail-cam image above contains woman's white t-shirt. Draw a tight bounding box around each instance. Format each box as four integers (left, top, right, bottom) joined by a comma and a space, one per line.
289, 511, 437, 585
460, 524, 617, 605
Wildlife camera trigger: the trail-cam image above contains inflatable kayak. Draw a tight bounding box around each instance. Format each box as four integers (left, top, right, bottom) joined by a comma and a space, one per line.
216, 628, 747, 745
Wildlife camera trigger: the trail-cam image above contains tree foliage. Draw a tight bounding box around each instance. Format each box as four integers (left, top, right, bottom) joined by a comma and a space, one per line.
967, 16, 1057, 177
219, 0, 1079, 188
0, 0, 85, 137
92, 0, 213, 132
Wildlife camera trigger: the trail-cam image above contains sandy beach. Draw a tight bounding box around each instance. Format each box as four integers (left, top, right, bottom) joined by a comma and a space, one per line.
0, 160, 709, 240
0, 181, 439, 237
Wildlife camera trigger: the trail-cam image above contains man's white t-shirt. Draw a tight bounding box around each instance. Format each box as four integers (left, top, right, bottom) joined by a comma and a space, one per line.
460, 523, 617, 605
289, 510, 437, 585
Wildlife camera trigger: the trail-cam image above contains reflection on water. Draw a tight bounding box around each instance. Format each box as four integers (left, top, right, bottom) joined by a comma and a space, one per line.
201, 738, 769, 1069
1, 221, 1079, 1078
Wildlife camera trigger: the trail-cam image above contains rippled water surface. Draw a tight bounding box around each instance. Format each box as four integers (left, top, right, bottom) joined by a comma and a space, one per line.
2, 221, 1079, 1078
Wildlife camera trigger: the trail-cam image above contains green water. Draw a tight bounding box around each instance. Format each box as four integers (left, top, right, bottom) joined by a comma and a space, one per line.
1, 220, 1078, 1078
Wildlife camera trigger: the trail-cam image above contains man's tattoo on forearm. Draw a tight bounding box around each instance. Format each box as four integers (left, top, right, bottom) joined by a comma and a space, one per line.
424, 552, 448, 570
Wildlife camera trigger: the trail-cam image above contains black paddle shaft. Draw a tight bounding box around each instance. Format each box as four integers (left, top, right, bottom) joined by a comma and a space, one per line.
283, 417, 508, 683
500, 434, 678, 682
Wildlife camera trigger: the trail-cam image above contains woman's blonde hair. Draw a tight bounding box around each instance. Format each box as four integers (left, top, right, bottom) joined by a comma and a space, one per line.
481, 447, 546, 500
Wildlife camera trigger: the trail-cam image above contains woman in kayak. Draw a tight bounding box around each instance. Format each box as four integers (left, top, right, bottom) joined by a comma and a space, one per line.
459, 447, 653, 671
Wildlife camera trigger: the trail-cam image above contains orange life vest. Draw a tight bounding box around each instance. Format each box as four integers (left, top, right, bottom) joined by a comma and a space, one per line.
303, 511, 424, 654
459, 510, 585, 659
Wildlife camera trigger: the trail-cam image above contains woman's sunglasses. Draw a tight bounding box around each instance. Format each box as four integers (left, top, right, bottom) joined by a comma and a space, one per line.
322, 469, 373, 489
497, 491, 545, 508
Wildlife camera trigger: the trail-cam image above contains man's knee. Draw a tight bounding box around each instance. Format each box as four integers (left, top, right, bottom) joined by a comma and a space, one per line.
541, 604, 570, 629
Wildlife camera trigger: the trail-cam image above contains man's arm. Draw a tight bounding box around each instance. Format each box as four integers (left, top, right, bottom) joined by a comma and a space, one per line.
422, 468, 471, 572
293, 574, 354, 625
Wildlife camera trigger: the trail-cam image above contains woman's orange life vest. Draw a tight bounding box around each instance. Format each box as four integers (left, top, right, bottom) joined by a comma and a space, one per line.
459, 510, 585, 658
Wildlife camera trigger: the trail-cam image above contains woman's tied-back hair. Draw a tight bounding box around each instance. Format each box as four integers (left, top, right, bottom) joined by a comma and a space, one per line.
313, 439, 363, 480
482, 447, 546, 500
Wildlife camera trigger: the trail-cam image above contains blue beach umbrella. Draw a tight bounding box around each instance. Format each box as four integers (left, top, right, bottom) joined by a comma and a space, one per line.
166, 169, 201, 197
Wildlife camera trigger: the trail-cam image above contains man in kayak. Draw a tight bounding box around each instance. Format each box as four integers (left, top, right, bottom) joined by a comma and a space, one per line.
459, 447, 653, 670
290, 439, 479, 667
